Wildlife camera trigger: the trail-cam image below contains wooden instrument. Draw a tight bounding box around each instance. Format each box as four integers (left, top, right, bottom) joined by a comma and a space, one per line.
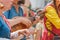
11, 17, 35, 32
11, 22, 30, 32
11, 0, 45, 32
0, 0, 32, 33
0, 0, 31, 33
11, 9, 45, 32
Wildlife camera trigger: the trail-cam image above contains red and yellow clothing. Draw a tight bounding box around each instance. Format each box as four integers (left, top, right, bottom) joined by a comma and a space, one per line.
42, 5, 60, 40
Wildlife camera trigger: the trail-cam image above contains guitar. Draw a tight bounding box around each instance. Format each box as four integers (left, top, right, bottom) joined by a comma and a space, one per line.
11, 17, 35, 32
11, 11, 45, 32
0, 0, 45, 33
0, 0, 32, 33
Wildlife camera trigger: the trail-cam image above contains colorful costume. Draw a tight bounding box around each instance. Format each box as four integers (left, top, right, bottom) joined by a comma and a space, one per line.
42, 5, 60, 40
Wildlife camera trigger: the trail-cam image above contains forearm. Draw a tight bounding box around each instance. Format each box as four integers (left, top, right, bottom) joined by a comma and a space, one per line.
8, 19, 21, 26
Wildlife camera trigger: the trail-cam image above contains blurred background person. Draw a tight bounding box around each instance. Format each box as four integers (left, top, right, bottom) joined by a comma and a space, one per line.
42, 0, 60, 40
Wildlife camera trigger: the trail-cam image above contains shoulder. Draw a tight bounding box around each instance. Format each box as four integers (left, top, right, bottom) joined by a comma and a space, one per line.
45, 1, 54, 8
3, 10, 10, 16
44, 1, 55, 11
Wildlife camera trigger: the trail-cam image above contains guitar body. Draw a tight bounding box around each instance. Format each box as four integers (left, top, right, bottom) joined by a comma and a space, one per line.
11, 17, 34, 32
0, 0, 40, 33
0, 0, 28, 33
11, 22, 30, 32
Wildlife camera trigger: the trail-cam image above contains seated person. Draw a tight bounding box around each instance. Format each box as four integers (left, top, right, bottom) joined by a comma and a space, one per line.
0, 0, 12, 39
3, 0, 40, 39
3, 0, 32, 39
3, 0, 32, 26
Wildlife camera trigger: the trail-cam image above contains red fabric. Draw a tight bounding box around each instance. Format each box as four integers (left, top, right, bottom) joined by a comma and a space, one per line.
23, 11, 36, 17
31, 11, 36, 16
23, 13, 27, 17
43, 5, 60, 40
42, 16, 54, 40
42, 29, 48, 40
42, 2, 60, 40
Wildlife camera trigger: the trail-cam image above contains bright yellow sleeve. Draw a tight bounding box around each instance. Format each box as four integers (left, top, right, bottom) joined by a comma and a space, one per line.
45, 6, 60, 29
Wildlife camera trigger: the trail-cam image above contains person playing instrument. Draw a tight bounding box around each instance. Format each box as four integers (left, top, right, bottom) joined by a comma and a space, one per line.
42, 0, 60, 40
3, 0, 40, 39
3, 0, 40, 31
4, 0, 41, 32
0, 0, 12, 39
3, 0, 32, 26
2, 0, 33, 39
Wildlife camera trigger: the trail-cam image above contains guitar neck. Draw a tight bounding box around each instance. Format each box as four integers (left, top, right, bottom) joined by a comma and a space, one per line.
28, 16, 36, 23
28, 12, 44, 23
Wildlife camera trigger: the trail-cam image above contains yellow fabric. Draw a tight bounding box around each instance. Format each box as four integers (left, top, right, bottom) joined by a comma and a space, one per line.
46, 19, 52, 30
46, 19, 52, 36
45, 6, 60, 29
48, 31, 51, 36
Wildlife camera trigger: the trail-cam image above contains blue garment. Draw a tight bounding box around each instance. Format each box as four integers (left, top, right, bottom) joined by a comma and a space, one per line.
3, 6, 26, 39
3, 6, 23, 19
0, 16, 10, 39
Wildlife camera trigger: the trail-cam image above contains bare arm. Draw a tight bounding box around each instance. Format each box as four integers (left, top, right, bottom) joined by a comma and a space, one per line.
7, 17, 22, 27
7, 17, 32, 27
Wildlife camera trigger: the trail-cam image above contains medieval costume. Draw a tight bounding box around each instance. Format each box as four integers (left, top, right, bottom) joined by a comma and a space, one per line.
42, 1, 60, 40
